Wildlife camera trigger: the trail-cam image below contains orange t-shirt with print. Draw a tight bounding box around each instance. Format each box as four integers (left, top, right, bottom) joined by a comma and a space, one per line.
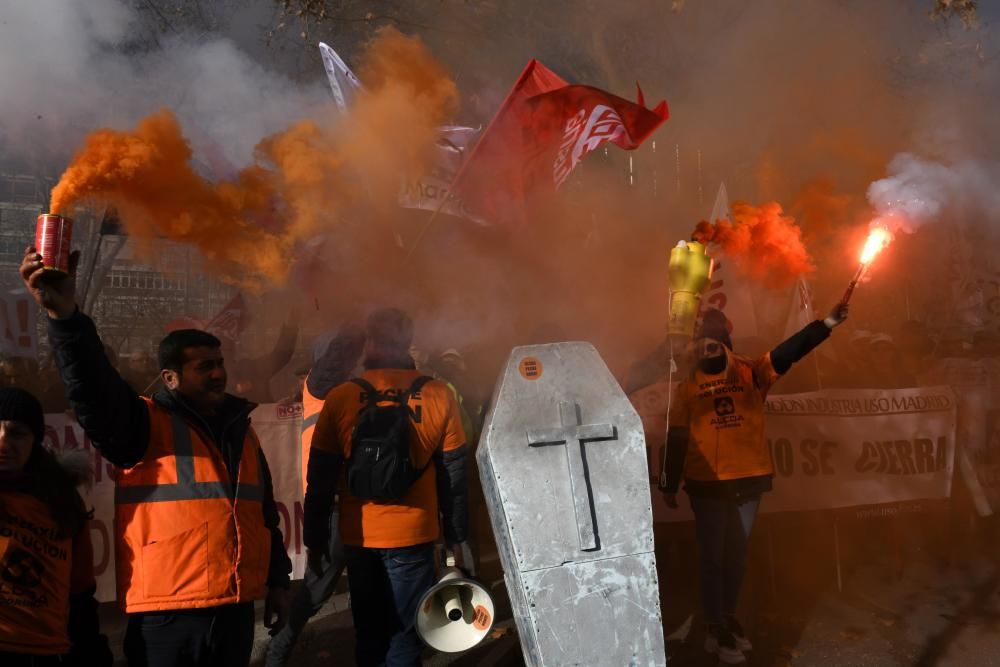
669, 350, 781, 482
311, 369, 466, 548
0, 491, 95, 655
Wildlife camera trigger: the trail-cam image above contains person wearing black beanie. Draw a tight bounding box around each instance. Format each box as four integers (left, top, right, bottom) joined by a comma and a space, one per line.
0, 387, 112, 666
660, 302, 848, 665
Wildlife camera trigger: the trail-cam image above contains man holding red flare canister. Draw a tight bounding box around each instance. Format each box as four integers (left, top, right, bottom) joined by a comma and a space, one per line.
18, 215, 293, 667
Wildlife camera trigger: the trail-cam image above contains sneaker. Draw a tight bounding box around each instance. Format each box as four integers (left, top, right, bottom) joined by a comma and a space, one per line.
725, 616, 752, 652
704, 624, 746, 665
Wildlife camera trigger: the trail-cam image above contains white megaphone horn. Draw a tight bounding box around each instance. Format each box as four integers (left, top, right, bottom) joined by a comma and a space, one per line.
415, 549, 496, 653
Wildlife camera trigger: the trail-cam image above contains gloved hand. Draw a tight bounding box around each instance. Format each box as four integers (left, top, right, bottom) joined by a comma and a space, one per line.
824, 302, 849, 329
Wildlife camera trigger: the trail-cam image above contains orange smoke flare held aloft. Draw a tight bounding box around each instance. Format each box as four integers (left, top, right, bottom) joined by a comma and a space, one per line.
49, 110, 285, 289
49, 27, 458, 290
692, 201, 815, 289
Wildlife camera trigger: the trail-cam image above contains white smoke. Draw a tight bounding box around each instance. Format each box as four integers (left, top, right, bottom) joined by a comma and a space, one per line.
0, 0, 329, 174
867, 153, 1000, 232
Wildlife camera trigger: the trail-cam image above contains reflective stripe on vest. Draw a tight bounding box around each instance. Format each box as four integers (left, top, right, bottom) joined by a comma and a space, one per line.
301, 380, 324, 493
302, 411, 321, 431
115, 401, 270, 613
114, 413, 262, 505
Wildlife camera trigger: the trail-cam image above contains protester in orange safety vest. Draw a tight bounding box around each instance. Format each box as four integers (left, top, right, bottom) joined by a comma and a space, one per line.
266, 324, 364, 667
20, 249, 292, 667
0, 387, 113, 667
661, 304, 848, 665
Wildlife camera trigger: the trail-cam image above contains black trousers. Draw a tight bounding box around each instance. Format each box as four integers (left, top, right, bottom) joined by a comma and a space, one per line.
0, 652, 65, 666
123, 602, 255, 667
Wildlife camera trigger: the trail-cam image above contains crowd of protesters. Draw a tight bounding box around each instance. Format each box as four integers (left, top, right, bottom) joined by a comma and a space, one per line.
6, 237, 1000, 666
2, 245, 486, 666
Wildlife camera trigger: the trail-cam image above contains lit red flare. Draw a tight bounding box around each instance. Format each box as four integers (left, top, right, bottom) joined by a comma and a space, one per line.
841, 222, 895, 306
859, 224, 893, 265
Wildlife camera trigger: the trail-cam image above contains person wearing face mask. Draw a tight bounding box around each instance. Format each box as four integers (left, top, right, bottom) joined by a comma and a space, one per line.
19, 248, 292, 667
660, 303, 848, 665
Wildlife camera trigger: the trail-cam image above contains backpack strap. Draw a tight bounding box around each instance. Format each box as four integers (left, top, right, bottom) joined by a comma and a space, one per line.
406, 375, 434, 397
351, 378, 380, 407
406, 376, 438, 480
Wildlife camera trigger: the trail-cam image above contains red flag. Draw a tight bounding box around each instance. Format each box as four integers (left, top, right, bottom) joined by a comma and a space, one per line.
205, 293, 250, 341
452, 60, 668, 224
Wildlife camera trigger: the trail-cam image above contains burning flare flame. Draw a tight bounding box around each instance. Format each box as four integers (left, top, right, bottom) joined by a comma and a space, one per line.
859, 224, 893, 265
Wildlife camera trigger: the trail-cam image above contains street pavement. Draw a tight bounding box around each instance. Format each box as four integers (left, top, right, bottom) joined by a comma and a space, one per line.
98, 513, 1000, 665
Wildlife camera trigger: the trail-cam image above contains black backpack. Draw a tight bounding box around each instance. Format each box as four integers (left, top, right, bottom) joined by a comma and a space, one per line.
346, 375, 434, 502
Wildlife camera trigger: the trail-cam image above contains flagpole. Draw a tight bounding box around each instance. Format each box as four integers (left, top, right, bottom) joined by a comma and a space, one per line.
813, 348, 824, 391
403, 190, 454, 263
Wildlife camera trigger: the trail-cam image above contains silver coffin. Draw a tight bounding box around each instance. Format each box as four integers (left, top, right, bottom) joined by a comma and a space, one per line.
477, 342, 666, 666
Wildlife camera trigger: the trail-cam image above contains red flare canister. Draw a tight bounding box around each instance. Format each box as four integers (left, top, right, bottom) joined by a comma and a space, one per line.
35, 214, 73, 274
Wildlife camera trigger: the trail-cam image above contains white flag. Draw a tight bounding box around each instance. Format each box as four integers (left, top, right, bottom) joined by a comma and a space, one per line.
399, 125, 486, 224
318, 42, 362, 111
783, 276, 816, 339
317, 42, 484, 224
702, 183, 759, 338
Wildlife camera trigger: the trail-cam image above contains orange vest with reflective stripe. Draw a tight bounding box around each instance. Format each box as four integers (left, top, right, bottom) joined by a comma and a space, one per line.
113, 399, 271, 613
0, 493, 73, 655
301, 375, 324, 494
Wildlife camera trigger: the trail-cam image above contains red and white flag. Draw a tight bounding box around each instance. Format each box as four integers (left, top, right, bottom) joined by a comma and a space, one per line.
205, 294, 250, 341
452, 59, 668, 225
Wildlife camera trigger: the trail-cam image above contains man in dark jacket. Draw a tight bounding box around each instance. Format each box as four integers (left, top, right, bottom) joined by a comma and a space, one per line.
304, 308, 470, 667
20, 248, 292, 667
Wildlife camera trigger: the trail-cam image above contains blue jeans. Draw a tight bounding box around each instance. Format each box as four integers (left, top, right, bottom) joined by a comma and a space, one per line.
689, 494, 761, 625
265, 512, 346, 666
345, 542, 437, 667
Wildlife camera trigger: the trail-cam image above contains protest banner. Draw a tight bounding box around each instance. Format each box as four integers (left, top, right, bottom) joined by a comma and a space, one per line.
632, 386, 958, 523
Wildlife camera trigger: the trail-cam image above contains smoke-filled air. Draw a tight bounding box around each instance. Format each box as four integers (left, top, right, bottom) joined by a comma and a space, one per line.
4, 3, 1000, 663
692, 202, 815, 288
48, 28, 456, 289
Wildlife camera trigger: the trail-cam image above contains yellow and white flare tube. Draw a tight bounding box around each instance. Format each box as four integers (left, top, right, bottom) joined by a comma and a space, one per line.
667, 240, 714, 339
660, 239, 715, 490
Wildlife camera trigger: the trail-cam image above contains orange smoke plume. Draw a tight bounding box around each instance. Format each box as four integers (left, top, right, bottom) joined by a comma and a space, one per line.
692, 201, 815, 289
50, 110, 284, 289
49, 27, 457, 289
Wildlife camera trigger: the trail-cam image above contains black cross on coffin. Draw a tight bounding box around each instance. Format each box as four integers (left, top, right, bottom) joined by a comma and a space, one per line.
526, 401, 618, 552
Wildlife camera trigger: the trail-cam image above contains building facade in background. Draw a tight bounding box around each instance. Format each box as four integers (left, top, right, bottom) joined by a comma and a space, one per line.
0, 172, 232, 359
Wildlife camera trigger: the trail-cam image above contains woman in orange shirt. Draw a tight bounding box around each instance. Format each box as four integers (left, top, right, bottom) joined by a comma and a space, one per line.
662, 305, 847, 665
0, 387, 111, 666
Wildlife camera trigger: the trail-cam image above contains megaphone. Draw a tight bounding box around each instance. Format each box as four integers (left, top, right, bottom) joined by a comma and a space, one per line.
415, 566, 496, 653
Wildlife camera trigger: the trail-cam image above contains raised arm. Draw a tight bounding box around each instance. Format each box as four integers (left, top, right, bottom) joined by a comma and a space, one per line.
769, 303, 848, 375
21, 247, 150, 468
